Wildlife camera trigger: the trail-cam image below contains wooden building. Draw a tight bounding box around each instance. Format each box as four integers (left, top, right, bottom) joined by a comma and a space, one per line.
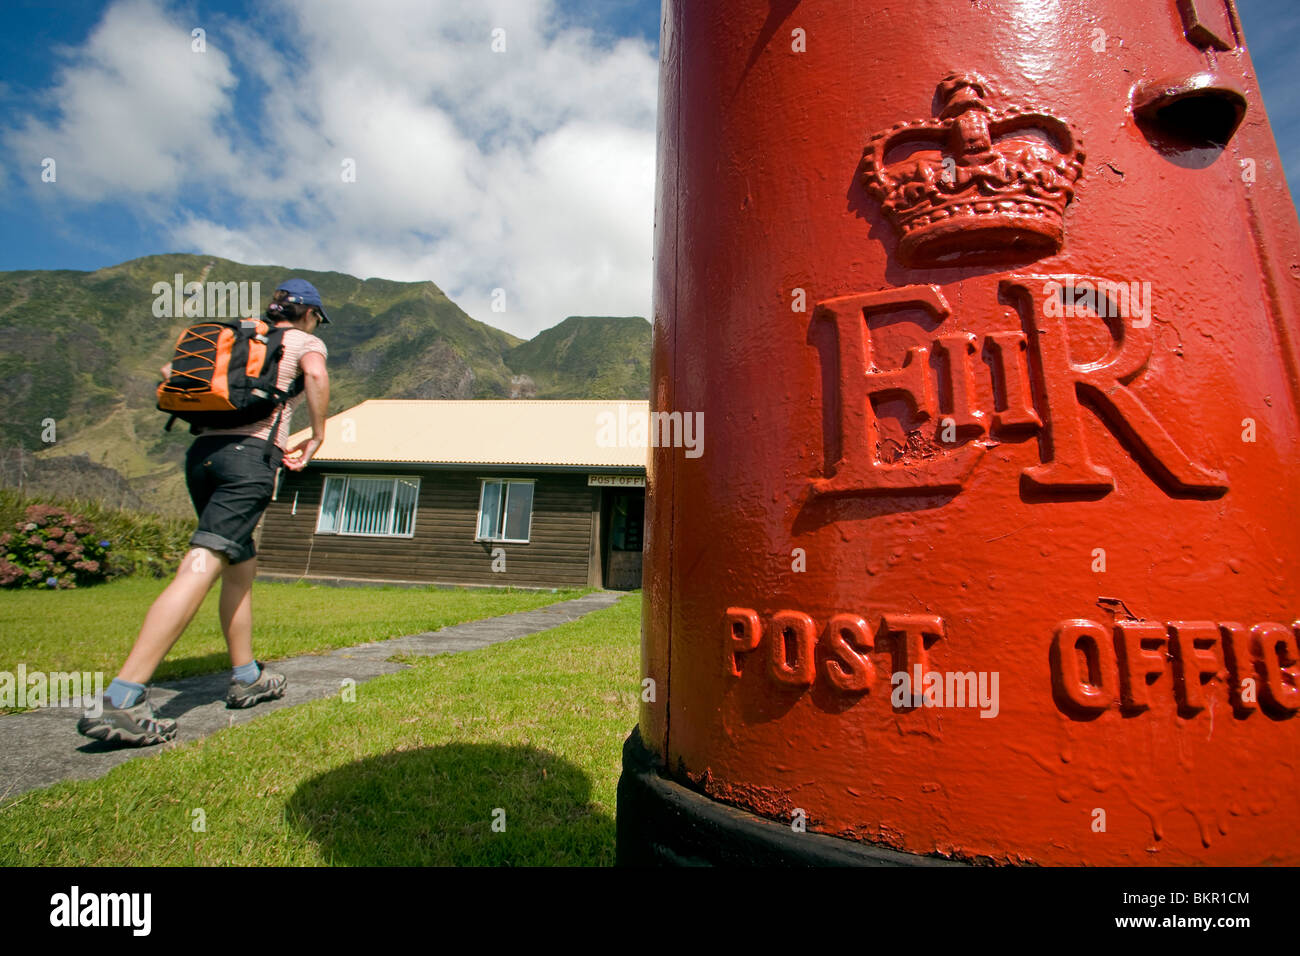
255, 400, 647, 589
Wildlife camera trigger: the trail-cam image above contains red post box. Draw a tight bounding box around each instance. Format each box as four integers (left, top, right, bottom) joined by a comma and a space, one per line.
619, 0, 1300, 865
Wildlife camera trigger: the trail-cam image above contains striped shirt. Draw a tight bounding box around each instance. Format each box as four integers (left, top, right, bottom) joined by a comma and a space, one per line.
199, 327, 328, 450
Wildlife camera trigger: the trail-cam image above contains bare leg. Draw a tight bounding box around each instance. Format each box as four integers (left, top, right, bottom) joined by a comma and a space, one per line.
220, 556, 257, 668
118, 547, 226, 684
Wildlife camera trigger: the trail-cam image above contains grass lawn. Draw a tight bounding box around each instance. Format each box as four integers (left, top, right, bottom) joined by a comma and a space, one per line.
0, 593, 641, 866
0, 576, 588, 685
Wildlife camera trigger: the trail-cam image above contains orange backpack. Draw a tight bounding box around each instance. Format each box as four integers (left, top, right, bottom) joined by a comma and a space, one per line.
156, 318, 303, 432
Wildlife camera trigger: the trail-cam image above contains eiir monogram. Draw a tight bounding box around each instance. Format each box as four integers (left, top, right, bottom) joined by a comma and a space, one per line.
814, 277, 1228, 498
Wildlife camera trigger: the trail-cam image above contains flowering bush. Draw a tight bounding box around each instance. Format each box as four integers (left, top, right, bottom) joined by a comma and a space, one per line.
0, 505, 110, 589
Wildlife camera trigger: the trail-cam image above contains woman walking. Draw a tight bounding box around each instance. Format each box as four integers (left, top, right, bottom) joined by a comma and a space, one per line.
78, 278, 331, 746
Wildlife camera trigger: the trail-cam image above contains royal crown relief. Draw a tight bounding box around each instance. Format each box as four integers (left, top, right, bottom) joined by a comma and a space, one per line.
814, 74, 1226, 499
862, 73, 1085, 268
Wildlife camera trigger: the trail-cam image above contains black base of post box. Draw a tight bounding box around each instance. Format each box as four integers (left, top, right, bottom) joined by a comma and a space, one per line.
615, 726, 962, 866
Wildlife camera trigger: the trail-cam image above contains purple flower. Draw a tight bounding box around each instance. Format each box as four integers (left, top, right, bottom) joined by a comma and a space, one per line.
25, 506, 60, 525
0, 559, 21, 586
99, 540, 111, 549
45, 577, 58, 587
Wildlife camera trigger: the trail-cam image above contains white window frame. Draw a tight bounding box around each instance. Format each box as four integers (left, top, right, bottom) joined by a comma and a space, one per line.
475, 478, 536, 544
315, 474, 420, 538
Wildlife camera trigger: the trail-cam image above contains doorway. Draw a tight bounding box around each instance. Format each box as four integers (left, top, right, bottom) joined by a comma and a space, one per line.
603, 489, 644, 590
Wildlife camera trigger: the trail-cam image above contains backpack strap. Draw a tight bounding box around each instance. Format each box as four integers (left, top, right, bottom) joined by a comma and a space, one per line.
262, 324, 309, 461
264, 377, 309, 461
265, 405, 286, 464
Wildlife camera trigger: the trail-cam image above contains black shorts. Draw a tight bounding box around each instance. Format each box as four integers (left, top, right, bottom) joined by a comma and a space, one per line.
185, 435, 284, 565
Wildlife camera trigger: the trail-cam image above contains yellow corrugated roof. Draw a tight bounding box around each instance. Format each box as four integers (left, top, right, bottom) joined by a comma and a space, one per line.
288, 399, 650, 467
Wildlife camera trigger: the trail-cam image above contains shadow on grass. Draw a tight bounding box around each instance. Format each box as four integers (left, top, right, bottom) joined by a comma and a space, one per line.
285, 743, 614, 866
153, 651, 235, 683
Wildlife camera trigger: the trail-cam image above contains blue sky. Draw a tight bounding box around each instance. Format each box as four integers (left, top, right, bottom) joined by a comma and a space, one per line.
0, 0, 1295, 338
1234, 0, 1299, 198
0, 0, 662, 337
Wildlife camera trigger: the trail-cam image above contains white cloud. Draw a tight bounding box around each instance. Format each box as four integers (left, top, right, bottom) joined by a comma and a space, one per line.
5, 0, 240, 200
4, 0, 658, 338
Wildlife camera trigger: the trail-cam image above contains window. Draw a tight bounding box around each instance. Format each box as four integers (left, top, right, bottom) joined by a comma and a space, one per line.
316, 475, 419, 537
477, 479, 534, 542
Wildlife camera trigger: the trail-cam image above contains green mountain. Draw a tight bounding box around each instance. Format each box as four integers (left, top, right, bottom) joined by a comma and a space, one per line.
506, 315, 651, 399
0, 254, 649, 515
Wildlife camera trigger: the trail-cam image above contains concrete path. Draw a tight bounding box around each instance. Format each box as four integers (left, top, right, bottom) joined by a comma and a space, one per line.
0, 590, 625, 802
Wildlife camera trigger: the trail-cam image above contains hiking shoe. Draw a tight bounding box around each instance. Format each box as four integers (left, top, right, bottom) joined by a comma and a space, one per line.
226, 661, 286, 709
77, 692, 177, 747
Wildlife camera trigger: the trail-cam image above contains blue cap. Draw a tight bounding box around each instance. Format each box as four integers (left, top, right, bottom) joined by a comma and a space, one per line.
276, 278, 331, 324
